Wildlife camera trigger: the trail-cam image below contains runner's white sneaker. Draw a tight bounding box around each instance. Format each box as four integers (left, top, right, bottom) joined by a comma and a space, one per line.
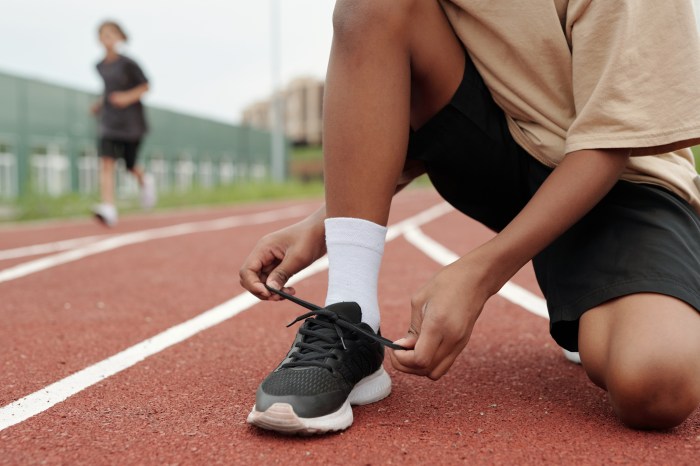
92, 203, 118, 227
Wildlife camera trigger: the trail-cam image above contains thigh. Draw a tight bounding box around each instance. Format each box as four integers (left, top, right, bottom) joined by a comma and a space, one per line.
407, 54, 531, 232
407, 0, 467, 128
579, 293, 700, 391
99, 138, 119, 159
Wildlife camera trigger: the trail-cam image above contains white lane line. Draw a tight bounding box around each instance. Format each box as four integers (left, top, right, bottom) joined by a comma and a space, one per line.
0, 235, 107, 261
0, 206, 315, 285
403, 226, 548, 319
0, 202, 452, 432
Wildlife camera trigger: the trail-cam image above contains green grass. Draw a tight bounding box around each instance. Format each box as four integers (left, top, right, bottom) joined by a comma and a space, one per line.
692, 146, 700, 172
291, 145, 323, 161
1, 180, 325, 223
155, 180, 325, 209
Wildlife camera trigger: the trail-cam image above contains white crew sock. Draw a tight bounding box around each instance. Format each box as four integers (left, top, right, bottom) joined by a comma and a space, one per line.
324, 217, 387, 332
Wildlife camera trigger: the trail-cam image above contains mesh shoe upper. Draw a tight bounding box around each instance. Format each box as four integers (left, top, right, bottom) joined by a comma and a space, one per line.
255, 293, 404, 419
262, 367, 341, 397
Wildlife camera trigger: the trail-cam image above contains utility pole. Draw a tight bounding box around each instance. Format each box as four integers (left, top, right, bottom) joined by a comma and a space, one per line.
270, 0, 285, 182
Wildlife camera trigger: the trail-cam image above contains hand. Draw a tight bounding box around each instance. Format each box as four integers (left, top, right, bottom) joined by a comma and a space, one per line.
239, 211, 326, 301
390, 251, 500, 380
108, 91, 133, 108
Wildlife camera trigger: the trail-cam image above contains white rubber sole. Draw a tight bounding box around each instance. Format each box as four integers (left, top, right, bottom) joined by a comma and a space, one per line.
247, 366, 392, 435
562, 349, 582, 364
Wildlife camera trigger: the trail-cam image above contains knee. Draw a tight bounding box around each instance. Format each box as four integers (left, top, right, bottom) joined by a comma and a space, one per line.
332, 0, 415, 41
606, 356, 700, 430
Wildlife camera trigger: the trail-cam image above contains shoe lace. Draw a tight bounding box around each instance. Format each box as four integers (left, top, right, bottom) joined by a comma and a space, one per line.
265, 285, 407, 371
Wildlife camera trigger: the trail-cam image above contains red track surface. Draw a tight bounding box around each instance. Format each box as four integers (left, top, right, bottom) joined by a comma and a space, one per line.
0, 189, 698, 465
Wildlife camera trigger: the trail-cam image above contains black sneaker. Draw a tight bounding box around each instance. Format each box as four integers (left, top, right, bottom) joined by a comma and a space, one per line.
247, 286, 406, 435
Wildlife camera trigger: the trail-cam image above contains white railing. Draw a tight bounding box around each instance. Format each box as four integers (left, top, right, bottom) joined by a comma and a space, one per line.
149, 158, 170, 191
175, 158, 195, 191
77, 149, 99, 194
0, 153, 18, 198
30, 146, 71, 197
198, 160, 215, 187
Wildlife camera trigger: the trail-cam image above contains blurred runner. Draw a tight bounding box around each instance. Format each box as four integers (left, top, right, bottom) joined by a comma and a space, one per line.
92, 20, 155, 227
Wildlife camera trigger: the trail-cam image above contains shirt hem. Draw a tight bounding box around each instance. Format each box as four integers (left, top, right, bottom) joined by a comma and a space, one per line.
565, 125, 700, 155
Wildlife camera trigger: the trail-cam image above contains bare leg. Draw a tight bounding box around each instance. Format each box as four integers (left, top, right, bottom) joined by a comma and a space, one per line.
579, 294, 700, 429
248, 2, 470, 434
129, 166, 145, 187
100, 156, 116, 205
324, 0, 465, 225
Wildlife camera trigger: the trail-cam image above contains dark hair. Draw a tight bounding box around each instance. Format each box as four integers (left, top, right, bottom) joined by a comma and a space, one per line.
98, 21, 128, 42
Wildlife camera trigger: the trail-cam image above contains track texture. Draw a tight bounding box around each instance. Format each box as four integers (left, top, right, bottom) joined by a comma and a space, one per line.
0, 189, 698, 465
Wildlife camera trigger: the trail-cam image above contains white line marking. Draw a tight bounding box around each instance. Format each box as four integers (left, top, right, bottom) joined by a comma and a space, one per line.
0, 206, 315, 285
403, 226, 549, 319
0, 235, 107, 261
0, 202, 452, 431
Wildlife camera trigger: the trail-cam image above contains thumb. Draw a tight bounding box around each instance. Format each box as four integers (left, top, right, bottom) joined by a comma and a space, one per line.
265, 254, 303, 290
394, 296, 428, 350
393, 335, 417, 351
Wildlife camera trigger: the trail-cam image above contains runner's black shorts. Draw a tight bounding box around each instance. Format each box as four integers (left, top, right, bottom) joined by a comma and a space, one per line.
406, 53, 700, 352
99, 138, 141, 170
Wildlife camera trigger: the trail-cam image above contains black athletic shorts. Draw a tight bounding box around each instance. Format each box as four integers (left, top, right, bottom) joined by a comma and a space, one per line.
99, 138, 141, 170
407, 54, 700, 351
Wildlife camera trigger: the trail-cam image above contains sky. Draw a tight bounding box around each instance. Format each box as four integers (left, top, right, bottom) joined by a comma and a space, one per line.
0, 0, 335, 124
0, 1, 699, 125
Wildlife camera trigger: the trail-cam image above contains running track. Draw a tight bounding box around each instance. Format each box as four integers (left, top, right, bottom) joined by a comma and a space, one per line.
0, 188, 698, 465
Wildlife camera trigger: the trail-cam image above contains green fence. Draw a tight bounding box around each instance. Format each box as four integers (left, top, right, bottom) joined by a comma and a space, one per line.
0, 70, 282, 199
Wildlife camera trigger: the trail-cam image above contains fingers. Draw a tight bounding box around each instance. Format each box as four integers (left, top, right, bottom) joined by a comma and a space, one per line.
390, 296, 470, 380
390, 339, 462, 380
239, 243, 304, 301
264, 248, 310, 293
239, 247, 281, 299
240, 263, 297, 301
391, 320, 446, 379
392, 336, 417, 351
239, 259, 272, 299
264, 264, 292, 291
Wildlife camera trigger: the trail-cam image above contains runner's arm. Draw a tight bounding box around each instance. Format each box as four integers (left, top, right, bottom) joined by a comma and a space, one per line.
108, 83, 150, 108
477, 148, 630, 291
392, 148, 630, 379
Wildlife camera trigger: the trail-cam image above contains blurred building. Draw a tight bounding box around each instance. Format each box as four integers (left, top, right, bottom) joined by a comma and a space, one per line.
242, 77, 324, 146
0, 70, 285, 200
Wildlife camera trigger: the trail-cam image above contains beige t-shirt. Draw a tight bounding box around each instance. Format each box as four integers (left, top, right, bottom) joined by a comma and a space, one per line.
441, 0, 700, 213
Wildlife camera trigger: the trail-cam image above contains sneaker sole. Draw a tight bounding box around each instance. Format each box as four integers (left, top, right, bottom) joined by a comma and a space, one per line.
562, 349, 582, 364
247, 366, 392, 435
93, 212, 115, 228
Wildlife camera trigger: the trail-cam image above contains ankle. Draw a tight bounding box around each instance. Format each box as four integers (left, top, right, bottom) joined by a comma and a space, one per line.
325, 217, 387, 332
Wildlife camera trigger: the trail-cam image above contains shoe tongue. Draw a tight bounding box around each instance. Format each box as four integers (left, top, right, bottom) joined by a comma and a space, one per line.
324, 302, 362, 324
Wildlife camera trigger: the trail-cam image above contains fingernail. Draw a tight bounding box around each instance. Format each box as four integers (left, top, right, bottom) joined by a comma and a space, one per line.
267, 280, 280, 290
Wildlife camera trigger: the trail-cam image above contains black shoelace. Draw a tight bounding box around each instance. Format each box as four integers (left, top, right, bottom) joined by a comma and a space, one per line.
265, 285, 407, 370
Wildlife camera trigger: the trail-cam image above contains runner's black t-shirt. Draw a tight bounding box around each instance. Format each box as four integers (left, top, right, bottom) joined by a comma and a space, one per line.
96, 55, 149, 141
